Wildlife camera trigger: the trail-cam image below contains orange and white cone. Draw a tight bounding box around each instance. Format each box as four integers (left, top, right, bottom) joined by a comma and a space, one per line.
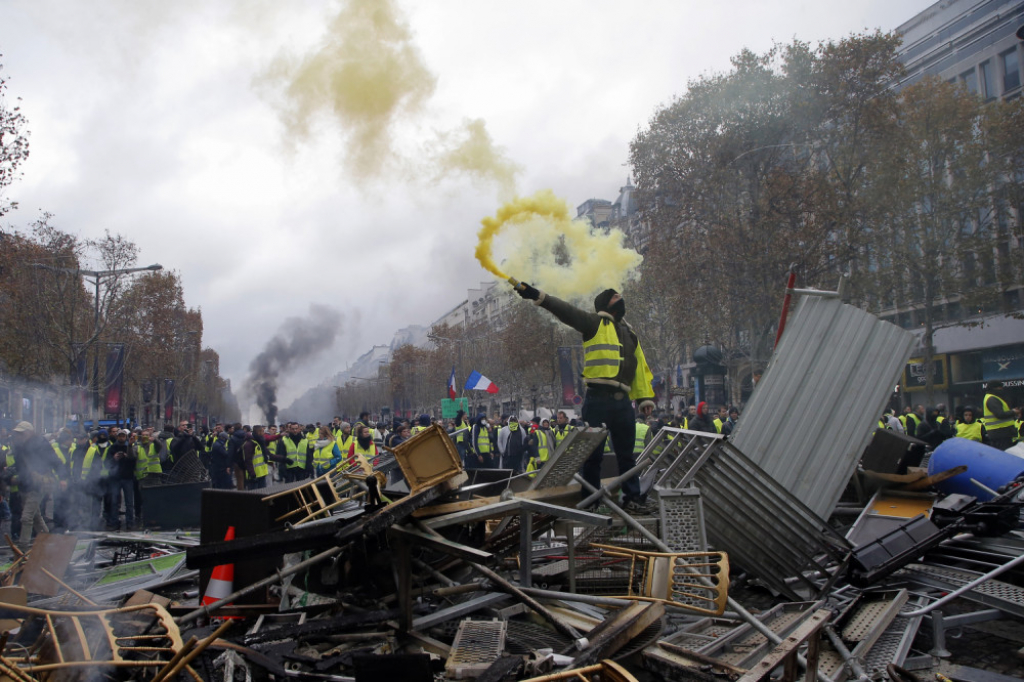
202, 526, 238, 618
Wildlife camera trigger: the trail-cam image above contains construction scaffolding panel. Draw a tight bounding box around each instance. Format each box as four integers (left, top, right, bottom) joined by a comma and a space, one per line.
527, 427, 608, 491
650, 428, 850, 600
730, 295, 914, 519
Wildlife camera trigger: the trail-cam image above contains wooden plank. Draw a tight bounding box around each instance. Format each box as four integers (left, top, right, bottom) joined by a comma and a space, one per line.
20, 534, 78, 596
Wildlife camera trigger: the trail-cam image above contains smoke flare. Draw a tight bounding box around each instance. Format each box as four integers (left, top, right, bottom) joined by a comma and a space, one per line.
246, 304, 342, 425
263, 0, 519, 190
477, 190, 643, 301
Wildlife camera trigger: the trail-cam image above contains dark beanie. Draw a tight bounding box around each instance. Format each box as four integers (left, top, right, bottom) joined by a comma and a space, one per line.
594, 288, 618, 312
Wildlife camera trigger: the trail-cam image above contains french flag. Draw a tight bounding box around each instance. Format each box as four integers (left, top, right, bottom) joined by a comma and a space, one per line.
448, 366, 457, 399
464, 370, 499, 394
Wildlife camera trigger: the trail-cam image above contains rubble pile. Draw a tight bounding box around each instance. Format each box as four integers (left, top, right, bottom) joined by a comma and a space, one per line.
0, 421, 1022, 682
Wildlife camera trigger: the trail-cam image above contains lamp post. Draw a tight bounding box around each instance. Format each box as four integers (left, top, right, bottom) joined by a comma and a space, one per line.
34, 262, 163, 421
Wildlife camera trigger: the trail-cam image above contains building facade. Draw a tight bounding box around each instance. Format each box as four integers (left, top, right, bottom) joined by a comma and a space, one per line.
890, 0, 1024, 412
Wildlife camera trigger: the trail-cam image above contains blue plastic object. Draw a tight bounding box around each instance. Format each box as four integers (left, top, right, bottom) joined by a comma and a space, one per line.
928, 438, 1024, 500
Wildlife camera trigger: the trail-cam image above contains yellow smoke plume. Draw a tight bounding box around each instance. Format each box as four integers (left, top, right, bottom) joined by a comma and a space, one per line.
477, 190, 643, 301
263, 0, 518, 191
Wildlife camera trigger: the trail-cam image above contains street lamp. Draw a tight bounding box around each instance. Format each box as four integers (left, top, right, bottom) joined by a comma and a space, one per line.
34, 262, 163, 420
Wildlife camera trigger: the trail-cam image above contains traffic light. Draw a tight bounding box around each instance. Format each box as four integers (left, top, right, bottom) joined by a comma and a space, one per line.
129, 406, 137, 423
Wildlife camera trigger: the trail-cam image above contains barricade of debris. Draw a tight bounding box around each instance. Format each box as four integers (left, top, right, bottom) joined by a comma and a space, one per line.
0, 293, 1022, 681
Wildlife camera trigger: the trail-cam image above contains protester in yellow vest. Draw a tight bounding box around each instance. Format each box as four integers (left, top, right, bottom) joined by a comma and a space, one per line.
955, 407, 985, 443
312, 426, 343, 475
553, 411, 575, 447
242, 426, 270, 490
344, 425, 376, 474
984, 382, 1016, 450
516, 284, 655, 512
469, 416, 493, 469
526, 426, 552, 476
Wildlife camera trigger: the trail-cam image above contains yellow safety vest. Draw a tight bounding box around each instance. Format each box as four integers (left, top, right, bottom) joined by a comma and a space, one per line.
5, 450, 16, 493
135, 443, 163, 478
476, 428, 491, 454
313, 442, 337, 471
984, 394, 1015, 432
282, 437, 309, 469
51, 443, 70, 466
88, 443, 112, 478
527, 430, 553, 476
452, 424, 467, 443
249, 444, 268, 479
336, 434, 354, 453
346, 440, 376, 474
712, 418, 723, 434
956, 421, 983, 442
553, 424, 574, 446
412, 425, 429, 435
582, 316, 655, 400
634, 422, 650, 454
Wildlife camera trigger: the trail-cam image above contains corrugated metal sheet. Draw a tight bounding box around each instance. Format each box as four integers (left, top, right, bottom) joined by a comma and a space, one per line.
651, 428, 850, 600
731, 296, 914, 519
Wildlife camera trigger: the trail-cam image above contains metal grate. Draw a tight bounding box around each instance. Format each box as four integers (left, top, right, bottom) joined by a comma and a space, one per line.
657, 487, 707, 553
897, 563, 1024, 618
504, 620, 573, 654
142, 450, 208, 486
445, 619, 508, 679
648, 427, 851, 600
860, 598, 926, 681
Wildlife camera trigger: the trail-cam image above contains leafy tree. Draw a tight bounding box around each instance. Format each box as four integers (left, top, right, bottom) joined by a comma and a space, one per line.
630, 35, 904, 376
865, 77, 1023, 390
0, 57, 29, 217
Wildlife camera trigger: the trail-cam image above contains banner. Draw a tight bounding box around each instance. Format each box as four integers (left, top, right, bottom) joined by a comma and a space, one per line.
103, 343, 126, 414
557, 346, 584, 406
441, 397, 469, 419
71, 343, 88, 386
163, 379, 176, 421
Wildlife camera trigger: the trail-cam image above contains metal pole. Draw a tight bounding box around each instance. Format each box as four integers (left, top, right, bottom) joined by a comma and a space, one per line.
901, 552, 1024, 617
174, 544, 345, 627
572, 474, 832, 682
93, 275, 101, 419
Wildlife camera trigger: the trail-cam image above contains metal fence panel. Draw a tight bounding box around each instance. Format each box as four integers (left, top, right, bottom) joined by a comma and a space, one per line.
731, 296, 914, 519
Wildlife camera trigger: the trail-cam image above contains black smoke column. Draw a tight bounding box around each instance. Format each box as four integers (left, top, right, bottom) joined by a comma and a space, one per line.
246, 304, 343, 424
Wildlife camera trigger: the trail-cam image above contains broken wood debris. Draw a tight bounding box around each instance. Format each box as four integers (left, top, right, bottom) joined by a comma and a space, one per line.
0, 420, 1019, 681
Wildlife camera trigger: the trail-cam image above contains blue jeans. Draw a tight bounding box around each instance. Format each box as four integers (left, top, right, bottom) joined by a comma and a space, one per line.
581, 388, 641, 502
106, 477, 135, 528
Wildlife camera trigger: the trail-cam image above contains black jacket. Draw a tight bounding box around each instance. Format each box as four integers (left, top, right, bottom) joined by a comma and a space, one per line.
11, 434, 63, 492
106, 440, 136, 480
211, 438, 231, 472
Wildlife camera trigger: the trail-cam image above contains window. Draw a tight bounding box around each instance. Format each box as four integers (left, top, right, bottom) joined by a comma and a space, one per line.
980, 61, 995, 99
1003, 49, 1021, 91
960, 68, 978, 95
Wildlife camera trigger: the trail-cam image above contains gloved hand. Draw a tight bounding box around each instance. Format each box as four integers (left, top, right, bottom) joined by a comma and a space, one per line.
515, 282, 540, 301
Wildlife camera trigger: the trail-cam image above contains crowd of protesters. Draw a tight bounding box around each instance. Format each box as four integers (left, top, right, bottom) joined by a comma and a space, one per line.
878, 381, 1024, 450
2, 379, 1019, 549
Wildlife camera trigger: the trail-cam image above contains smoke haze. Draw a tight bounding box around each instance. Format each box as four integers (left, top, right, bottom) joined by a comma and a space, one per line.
263, 0, 519, 191
246, 304, 343, 425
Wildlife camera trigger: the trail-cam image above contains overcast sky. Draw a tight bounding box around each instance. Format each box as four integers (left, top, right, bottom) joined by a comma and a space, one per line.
1, 0, 935, 408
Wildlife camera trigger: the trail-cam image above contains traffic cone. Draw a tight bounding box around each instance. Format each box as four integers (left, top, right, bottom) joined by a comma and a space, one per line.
202, 526, 239, 618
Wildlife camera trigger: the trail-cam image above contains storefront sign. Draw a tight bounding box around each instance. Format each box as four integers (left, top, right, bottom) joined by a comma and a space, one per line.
982, 344, 1024, 382
904, 355, 947, 392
